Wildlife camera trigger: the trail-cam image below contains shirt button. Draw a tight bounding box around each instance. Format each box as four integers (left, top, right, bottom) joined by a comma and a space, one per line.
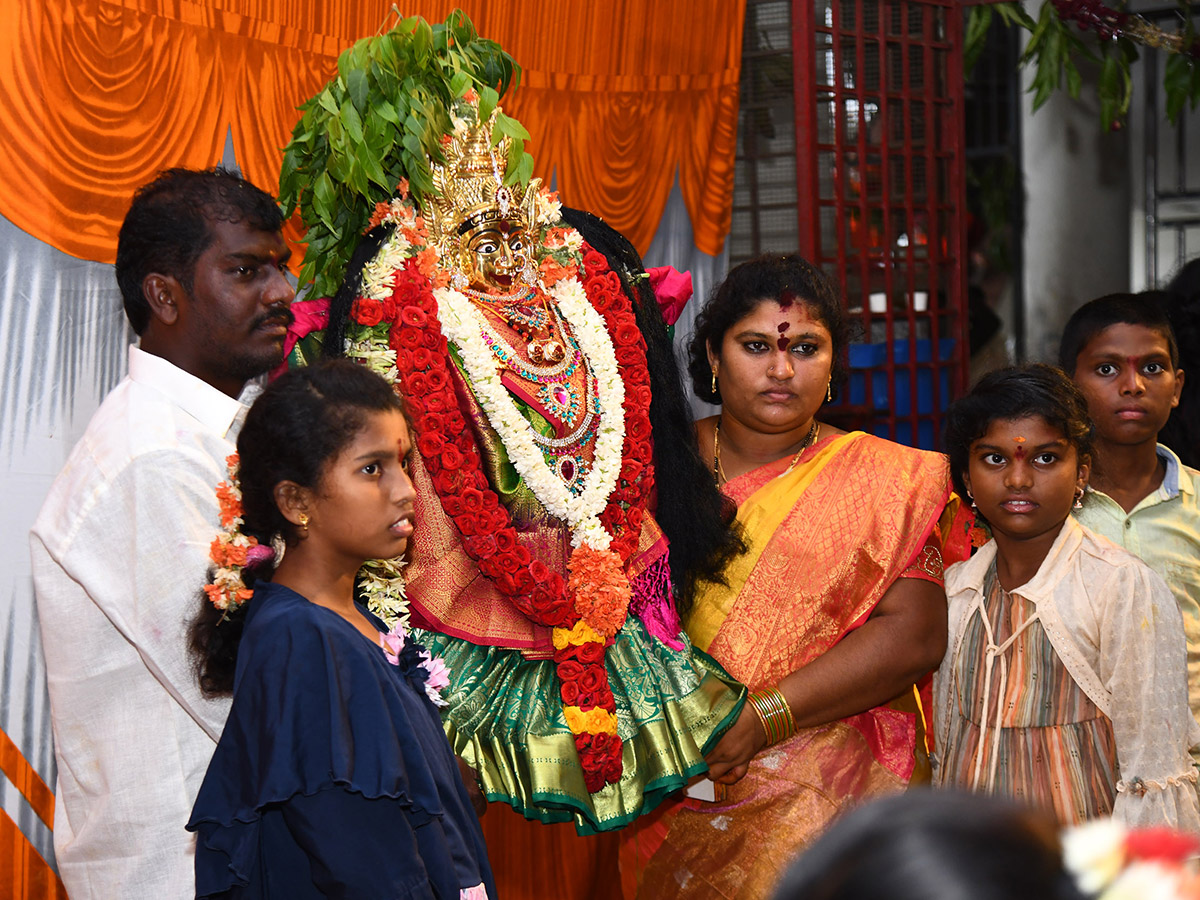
1124, 520, 1132, 529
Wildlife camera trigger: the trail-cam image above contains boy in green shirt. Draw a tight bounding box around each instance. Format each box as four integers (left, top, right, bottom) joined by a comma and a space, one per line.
1061, 293, 1200, 761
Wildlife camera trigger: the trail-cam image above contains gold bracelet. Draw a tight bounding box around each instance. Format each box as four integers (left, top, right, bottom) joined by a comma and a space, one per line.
747, 688, 796, 746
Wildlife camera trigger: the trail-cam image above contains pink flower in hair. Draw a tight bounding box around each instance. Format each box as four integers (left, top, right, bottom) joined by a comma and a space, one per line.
381, 623, 406, 666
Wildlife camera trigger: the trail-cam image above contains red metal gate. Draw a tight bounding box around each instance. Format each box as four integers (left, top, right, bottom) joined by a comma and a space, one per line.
794, 0, 968, 449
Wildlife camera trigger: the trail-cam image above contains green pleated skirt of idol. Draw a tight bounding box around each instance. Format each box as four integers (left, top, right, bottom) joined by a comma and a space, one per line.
415, 620, 744, 835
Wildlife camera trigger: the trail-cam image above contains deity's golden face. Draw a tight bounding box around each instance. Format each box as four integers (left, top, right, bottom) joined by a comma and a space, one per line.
462, 220, 530, 292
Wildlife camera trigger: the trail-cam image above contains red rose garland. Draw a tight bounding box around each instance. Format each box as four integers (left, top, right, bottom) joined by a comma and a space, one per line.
369, 243, 656, 792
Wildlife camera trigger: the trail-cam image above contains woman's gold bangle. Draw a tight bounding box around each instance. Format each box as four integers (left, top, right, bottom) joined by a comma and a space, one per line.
747, 688, 796, 746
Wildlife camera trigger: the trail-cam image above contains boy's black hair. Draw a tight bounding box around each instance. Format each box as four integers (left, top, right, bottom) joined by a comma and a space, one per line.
687, 254, 850, 404
190, 359, 405, 696
115, 167, 285, 335
1057, 292, 1180, 375
943, 364, 1094, 511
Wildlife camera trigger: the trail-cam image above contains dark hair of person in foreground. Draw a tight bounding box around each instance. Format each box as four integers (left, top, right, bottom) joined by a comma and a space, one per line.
189, 359, 406, 695
771, 790, 1086, 900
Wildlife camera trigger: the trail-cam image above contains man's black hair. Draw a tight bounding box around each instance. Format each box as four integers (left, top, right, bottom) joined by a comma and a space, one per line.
115, 167, 284, 334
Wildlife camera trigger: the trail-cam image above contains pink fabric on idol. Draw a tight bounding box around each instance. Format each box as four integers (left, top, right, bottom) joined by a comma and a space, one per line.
271, 297, 332, 379
646, 266, 692, 327
629, 551, 684, 650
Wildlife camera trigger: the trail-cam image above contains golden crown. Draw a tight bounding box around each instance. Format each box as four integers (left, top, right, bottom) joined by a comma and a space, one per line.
423, 107, 541, 258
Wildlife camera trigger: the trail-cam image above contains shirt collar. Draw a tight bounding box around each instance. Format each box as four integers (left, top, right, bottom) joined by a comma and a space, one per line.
950, 516, 1082, 605
128, 345, 251, 439
1156, 442, 1186, 498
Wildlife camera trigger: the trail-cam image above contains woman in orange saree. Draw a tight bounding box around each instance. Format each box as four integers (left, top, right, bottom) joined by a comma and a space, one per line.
625, 255, 967, 899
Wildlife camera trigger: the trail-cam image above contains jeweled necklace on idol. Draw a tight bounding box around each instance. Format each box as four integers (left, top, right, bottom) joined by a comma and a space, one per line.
463, 282, 600, 494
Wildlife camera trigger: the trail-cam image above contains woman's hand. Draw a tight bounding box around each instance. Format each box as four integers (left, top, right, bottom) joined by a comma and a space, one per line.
704, 705, 766, 785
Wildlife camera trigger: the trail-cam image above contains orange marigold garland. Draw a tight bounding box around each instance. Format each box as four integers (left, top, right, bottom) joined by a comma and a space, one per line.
204, 454, 260, 613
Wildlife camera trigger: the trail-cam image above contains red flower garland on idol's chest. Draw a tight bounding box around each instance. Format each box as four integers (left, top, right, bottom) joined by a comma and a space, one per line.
374, 244, 655, 792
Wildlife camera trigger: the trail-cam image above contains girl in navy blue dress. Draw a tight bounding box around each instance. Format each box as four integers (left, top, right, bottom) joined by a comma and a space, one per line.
188, 359, 495, 899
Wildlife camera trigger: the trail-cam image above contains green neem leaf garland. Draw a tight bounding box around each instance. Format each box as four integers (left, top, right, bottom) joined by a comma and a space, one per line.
279, 10, 535, 298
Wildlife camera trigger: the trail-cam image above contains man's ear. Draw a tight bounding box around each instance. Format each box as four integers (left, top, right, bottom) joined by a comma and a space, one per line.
1172, 369, 1184, 410
273, 481, 312, 528
143, 273, 182, 327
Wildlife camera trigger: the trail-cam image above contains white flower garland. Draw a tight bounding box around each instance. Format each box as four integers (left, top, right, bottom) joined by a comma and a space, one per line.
360, 556, 410, 629
359, 228, 413, 301
434, 276, 626, 550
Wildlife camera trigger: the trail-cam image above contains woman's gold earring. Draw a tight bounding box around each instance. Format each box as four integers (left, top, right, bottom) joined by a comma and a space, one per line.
298, 512, 309, 535
826, 379, 832, 402
711, 369, 718, 394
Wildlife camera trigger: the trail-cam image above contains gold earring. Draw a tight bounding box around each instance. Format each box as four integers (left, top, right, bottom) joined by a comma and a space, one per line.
711, 368, 718, 394
826, 378, 832, 402
298, 512, 309, 534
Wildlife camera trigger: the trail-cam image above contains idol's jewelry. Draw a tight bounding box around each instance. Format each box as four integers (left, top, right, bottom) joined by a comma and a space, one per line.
476, 302, 579, 382
713, 418, 818, 487
747, 688, 797, 746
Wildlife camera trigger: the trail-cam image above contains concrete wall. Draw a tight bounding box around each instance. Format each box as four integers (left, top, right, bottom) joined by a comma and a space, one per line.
1020, 0, 1131, 363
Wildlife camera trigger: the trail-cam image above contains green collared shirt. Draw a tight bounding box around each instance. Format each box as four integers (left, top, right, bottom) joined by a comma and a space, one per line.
1075, 444, 1200, 762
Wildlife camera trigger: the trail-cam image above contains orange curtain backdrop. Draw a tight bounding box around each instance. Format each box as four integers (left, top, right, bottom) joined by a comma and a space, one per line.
0, 0, 745, 265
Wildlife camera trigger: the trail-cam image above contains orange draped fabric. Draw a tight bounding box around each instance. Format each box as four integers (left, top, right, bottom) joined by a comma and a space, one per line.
0, 0, 744, 264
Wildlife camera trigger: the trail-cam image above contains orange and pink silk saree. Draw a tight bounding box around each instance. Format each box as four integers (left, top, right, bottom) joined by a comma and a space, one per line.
624, 431, 964, 899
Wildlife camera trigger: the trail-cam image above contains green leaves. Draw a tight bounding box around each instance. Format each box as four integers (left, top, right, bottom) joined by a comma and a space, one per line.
1164, 51, 1200, 125
277, 9, 532, 299
986, 1, 1198, 132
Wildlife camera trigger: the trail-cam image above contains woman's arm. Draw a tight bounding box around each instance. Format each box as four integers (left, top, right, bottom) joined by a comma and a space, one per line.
705, 576, 947, 783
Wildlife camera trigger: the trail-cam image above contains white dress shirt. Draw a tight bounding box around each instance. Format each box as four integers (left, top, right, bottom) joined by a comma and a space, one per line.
935, 517, 1200, 831
30, 345, 255, 899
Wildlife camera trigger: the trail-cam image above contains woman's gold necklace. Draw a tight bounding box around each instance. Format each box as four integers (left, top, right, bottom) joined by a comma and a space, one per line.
712, 418, 820, 487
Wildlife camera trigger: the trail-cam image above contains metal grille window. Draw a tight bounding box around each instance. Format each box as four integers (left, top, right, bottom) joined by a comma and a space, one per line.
797, 0, 969, 448
1141, 5, 1200, 286
733, 0, 801, 263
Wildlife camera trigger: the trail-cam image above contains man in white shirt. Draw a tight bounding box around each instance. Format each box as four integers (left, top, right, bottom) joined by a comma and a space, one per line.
30, 167, 294, 898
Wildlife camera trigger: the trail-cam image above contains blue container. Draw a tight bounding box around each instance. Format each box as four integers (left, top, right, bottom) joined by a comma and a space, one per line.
836, 339, 957, 449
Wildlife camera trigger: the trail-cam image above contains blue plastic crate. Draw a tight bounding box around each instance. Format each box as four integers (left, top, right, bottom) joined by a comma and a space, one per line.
841, 339, 956, 415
